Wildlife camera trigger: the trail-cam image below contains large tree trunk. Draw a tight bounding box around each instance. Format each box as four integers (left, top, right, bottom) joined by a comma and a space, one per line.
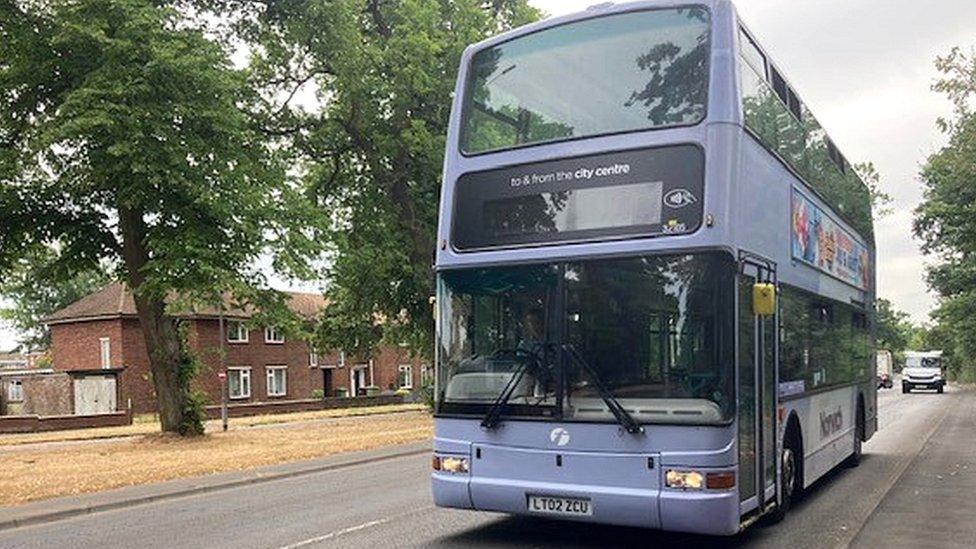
118, 206, 194, 434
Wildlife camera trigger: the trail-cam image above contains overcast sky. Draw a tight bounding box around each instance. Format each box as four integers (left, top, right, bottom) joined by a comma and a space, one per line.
532, 0, 976, 324
2, 0, 971, 350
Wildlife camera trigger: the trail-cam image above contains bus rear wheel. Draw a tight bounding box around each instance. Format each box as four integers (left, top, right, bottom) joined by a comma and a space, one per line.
845, 401, 864, 467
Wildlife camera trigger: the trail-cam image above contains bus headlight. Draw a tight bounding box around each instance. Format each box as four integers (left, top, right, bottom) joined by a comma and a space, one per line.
433, 455, 469, 474
666, 469, 736, 490
666, 469, 705, 489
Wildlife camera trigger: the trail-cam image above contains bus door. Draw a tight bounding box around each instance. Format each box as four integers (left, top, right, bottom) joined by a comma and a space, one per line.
738, 253, 778, 515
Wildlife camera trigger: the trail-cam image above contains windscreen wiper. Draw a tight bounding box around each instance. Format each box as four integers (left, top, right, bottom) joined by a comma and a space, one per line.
480, 349, 542, 430
561, 343, 644, 435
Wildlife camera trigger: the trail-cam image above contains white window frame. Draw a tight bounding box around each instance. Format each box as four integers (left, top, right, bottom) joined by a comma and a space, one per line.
308, 348, 318, 368
227, 321, 249, 343
420, 364, 434, 386
398, 364, 413, 389
99, 337, 111, 369
7, 379, 24, 402
264, 326, 285, 344
228, 367, 251, 399
266, 366, 287, 397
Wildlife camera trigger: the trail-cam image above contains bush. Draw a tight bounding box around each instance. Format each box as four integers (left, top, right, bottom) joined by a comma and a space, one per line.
420, 383, 435, 411
951, 366, 976, 384
175, 324, 205, 436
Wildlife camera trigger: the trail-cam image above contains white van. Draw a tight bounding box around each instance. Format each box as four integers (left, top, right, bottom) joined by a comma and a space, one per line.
902, 351, 945, 394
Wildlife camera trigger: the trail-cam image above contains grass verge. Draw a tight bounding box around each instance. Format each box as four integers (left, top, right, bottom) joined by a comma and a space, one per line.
0, 410, 432, 507
0, 403, 426, 447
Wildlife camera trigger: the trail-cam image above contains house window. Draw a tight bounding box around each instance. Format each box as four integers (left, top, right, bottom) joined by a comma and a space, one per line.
228, 367, 251, 399
99, 337, 111, 369
309, 348, 318, 368
398, 365, 413, 389
421, 364, 434, 386
227, 321, 249, 343
266, 366, 287, 397
7, 380, 24, 402
264, 326, 284, 344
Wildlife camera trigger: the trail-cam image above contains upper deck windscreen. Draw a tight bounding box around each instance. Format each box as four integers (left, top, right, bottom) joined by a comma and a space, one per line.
460, 7, 710, 155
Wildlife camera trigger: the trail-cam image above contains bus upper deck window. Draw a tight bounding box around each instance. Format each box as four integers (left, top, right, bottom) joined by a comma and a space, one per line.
460, 7, 711, 155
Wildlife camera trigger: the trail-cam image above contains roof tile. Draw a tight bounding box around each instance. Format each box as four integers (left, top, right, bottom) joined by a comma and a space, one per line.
44, 284, 326, 324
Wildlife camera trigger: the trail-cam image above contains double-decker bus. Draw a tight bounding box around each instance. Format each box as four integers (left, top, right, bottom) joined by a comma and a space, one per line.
431, 0, 877, 535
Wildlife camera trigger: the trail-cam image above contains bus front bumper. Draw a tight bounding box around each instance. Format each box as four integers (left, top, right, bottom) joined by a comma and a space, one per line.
432, 472, 740, 536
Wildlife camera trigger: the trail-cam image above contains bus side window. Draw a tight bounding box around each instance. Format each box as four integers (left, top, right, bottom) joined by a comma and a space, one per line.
739, 27, 767, 78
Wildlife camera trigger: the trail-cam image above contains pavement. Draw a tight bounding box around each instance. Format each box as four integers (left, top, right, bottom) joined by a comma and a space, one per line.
0, 386, 972, 548
851, 386, 976, 548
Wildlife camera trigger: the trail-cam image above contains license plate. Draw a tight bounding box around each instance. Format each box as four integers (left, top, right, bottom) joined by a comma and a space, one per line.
527, 495, 593, 516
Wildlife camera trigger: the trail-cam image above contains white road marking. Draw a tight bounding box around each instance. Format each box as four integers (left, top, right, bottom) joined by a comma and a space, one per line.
277, 505, 433, 549
277, 518, 391, 549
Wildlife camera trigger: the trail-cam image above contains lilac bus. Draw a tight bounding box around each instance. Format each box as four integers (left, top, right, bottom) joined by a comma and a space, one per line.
431, 0, 877, 535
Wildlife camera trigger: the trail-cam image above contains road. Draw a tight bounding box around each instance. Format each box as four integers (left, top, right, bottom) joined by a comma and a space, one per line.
1, 386, 974, 549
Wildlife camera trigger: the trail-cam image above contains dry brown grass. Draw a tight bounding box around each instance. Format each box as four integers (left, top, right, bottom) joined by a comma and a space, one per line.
0, 403, 426, 447
0, 411, 432, 506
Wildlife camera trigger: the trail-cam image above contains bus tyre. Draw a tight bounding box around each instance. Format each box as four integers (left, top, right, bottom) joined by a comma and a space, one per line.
768, 432, 800, 524
937, 384, 944, 394
845, 402, 864, 468
902, 383, 909, 394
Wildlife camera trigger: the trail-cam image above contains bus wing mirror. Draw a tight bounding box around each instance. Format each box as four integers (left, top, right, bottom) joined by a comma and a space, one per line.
752, 283, 776, 316
429, 295, 437, 320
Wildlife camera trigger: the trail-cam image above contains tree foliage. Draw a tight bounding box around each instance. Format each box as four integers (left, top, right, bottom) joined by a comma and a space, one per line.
874, 297, 914, 366
913, 45, 976, 381
197, 0, 541, 357
0, 0, 320, 433
0, 248, 109, 351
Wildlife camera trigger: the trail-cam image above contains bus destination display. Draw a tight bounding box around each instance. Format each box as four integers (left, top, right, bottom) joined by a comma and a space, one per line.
452, 145, 704, 250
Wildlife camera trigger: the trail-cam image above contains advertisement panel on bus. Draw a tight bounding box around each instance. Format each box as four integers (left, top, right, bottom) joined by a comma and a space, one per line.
790, 188, 870, 290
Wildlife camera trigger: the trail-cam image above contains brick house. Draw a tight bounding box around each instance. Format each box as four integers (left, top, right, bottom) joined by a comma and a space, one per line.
44, 284, 432, 414
0, 352, 74, 416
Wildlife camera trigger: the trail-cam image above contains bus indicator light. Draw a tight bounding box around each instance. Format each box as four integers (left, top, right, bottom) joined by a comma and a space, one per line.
705, 471, 737, 490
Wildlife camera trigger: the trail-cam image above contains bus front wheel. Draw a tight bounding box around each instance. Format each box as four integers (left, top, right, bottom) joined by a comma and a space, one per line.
767, 425, 801, 524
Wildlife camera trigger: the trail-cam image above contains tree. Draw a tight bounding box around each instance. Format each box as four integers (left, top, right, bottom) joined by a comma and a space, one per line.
913, 45, 976, 381
874, 298, 914, 366
1, 0, 319, 434
197, 0, 541, 357
0, 247, 109, 350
